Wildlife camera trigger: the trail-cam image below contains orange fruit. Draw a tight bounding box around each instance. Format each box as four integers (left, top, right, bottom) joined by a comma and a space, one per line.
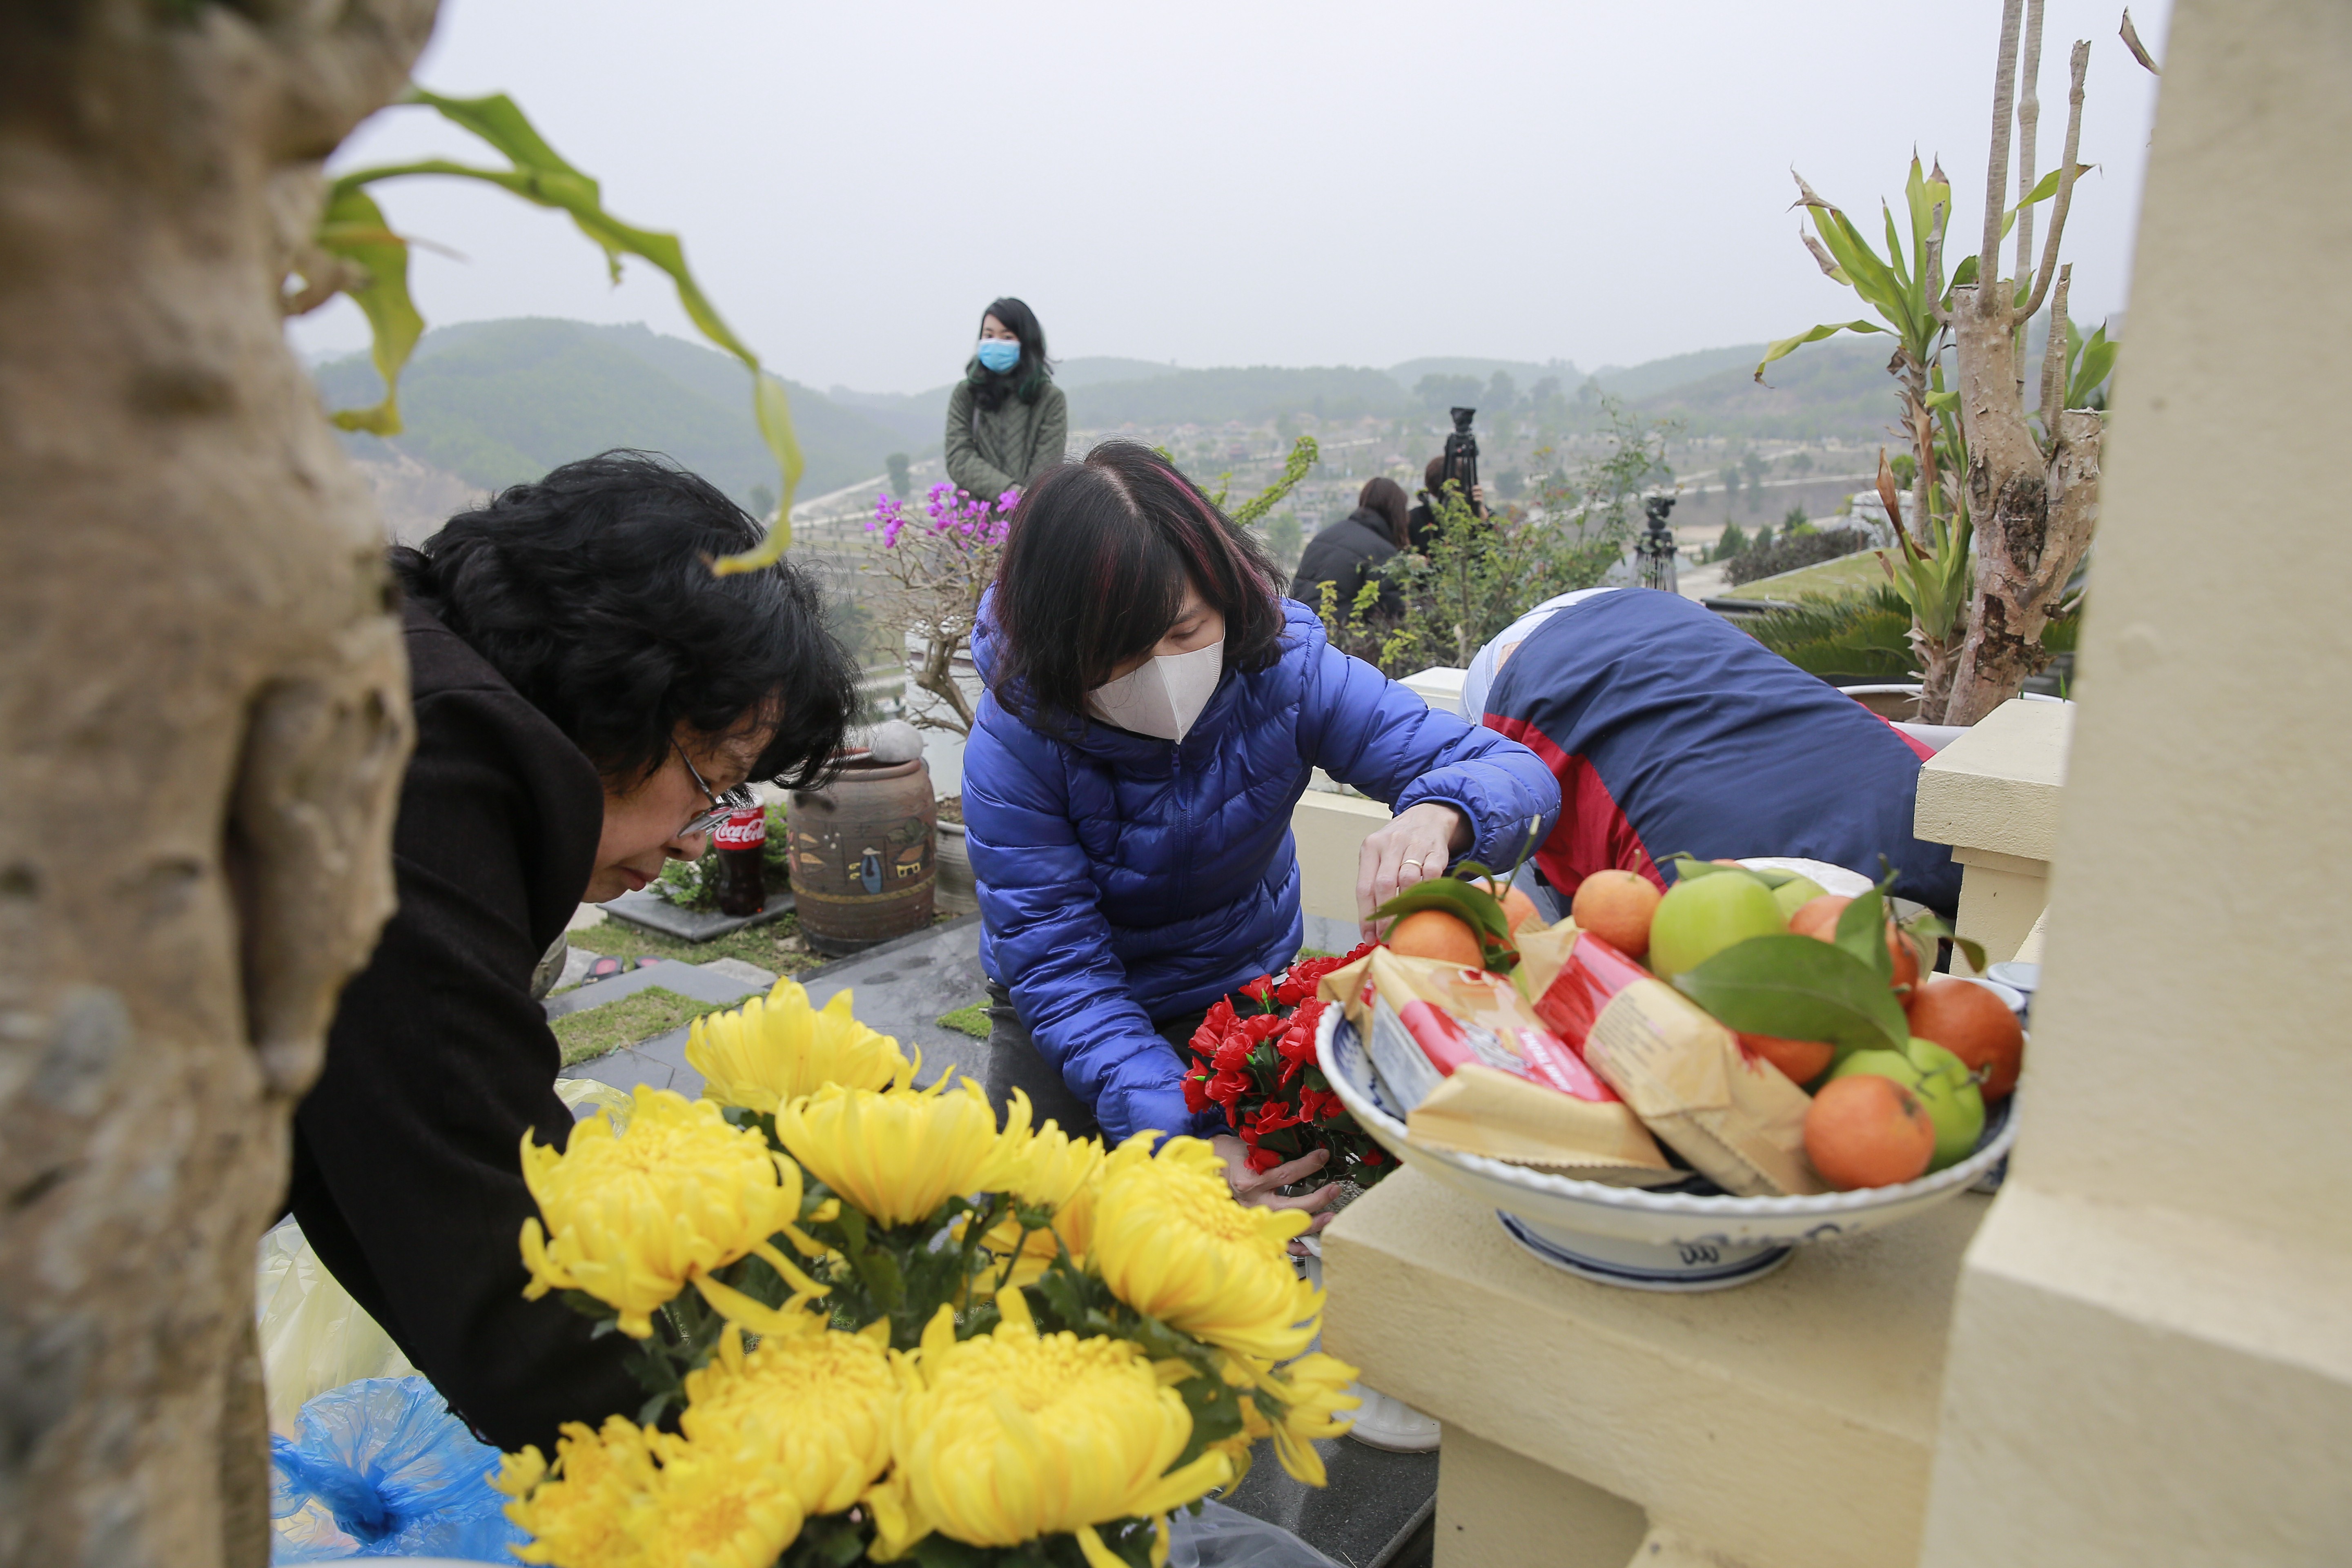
1738, 1032, 1835, 1087
1790, 893, 1922, 996
1386, 909, 1484, 967
1474, 878, 1544, 933
1804, 1074, 1936, 1190
1889, 929, 1924, 997
1786, 894, 1850, 941
1905, 978, 2025, 1100
1570, 869, 1662, 958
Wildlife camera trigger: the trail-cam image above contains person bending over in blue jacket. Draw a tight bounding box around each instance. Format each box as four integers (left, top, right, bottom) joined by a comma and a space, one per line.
963, 441, 1559, 1228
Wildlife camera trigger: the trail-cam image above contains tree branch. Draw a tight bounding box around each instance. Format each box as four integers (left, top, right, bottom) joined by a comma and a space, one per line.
2013, 0, 2045, 290
2038, 263, 2072, 443
2013, 0, 2044, 406
2018, 40, 2090, 322
1980, 0, 2027, 315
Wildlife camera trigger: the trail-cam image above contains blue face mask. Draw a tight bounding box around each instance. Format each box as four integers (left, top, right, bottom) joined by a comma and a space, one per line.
976, 338, 1021, 374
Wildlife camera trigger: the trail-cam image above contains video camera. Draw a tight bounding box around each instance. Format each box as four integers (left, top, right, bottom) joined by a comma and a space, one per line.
1441, 407, 1481, 508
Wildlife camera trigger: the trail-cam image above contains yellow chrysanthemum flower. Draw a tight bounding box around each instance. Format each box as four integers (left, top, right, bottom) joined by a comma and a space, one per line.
520, 1086, 826, 1338
1087, 1136, 1323, 1362
876, 1294, 1230, 1568
1242, 1351, 1361, 1487
686, 979, 914, 1114
499, 1408, 808, 1568
979, 1118, 1107, 1287
635, 1433, 806, 1568
676, 1322, 898, 1517
778, 1076, 1025, 1228
499, 1416, 662, 1568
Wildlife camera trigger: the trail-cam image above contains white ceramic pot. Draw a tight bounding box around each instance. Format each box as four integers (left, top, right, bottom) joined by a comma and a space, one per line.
1315, 1006, 2018, 1292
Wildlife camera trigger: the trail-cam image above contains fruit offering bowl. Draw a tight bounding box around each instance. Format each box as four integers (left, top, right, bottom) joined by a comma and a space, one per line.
1315, 1005, 2018, 1291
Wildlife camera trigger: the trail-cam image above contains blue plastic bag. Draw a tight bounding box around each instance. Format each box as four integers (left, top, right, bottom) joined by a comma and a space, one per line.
268, 1376, 526, 1563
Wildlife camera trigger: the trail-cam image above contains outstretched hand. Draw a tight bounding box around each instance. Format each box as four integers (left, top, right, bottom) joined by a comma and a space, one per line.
1210, 1134, 1343, 1236
1356, 801, 1471, 940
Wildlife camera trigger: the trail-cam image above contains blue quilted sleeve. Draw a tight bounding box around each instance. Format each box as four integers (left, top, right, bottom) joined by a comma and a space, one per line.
962, 724, 1220, 1145
1299, 638, 1561, 869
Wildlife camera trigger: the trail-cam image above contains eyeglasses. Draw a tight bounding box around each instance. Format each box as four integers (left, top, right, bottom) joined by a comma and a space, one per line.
677, 745, 760, 839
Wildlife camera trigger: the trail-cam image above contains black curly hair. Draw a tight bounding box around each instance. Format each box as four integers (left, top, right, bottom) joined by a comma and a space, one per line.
390, 452, 858, 790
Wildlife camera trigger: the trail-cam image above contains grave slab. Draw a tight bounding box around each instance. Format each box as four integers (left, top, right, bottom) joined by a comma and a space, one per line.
1222, 1439, 1436, 1568
792, 914, 992, 1085
600, 887, 795, 942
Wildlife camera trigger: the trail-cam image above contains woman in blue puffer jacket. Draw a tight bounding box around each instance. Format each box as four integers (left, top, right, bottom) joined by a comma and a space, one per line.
963, 442, 1559, 1223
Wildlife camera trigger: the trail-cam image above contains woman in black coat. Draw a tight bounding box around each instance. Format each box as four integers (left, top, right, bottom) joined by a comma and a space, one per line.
1290, 475, 1411, 619
289, 453, 858, 1452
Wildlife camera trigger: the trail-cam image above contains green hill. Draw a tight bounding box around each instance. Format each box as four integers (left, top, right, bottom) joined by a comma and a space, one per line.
1069, 365, 1409, 428
311, 318, 922, 505
1588, 343, 1774, 400
1385, 356, 1584, 392
1627, 335, 1907, 441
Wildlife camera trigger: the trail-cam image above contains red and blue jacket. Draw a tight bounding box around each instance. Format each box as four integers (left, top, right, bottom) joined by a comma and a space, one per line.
1479, 589, 1961, 914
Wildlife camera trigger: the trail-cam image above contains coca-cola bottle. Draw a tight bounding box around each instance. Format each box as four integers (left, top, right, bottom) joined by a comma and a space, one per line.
711, 806, 768, 917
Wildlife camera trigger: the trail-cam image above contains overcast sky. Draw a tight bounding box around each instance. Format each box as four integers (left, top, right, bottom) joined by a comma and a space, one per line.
287, 0, 2172, 394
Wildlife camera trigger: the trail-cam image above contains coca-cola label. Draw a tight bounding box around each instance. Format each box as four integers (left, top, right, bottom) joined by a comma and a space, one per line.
713, 808, 766, 850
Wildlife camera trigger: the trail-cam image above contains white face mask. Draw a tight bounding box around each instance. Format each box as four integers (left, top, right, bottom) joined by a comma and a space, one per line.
1085, 639, 1224, 742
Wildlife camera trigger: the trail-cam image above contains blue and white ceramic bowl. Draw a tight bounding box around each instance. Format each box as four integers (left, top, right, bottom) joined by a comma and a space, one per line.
1315, 1004, 2018, 1292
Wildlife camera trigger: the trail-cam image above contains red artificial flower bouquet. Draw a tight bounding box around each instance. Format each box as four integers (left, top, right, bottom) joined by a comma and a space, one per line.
1183, 943, 1394, 1185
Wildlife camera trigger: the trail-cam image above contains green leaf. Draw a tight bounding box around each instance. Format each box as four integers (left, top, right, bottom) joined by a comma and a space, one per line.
1833, 886, 1895, 980
1755, 321, 1884, 383
1900, 913, 1988, 976
316, 186, 421, 437
1671, 935, 1912, 1054
1661, 852, 1796, 890
331, 88, 803, 559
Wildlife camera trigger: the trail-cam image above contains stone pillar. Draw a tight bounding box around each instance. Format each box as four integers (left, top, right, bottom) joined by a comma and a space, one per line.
1917, 1, 2352, 1559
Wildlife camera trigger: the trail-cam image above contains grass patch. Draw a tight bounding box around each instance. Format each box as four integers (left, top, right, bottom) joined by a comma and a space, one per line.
1720, 550, 1891, 601
552, 986, 728, 1067
937, 1000, 993, 1040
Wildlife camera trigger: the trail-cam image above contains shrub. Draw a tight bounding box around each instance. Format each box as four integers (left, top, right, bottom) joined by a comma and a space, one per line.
1741, 586, 1919, 686
1724, 525, 1872, 587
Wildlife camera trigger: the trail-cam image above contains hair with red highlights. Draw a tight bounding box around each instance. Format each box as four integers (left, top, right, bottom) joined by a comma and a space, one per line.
988, 440, 1287, 726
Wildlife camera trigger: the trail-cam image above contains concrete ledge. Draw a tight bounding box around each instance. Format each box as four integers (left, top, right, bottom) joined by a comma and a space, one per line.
1914, 699, 2073, 863
1322, 1166, 1991, 1568
1292, 790, 1391, 927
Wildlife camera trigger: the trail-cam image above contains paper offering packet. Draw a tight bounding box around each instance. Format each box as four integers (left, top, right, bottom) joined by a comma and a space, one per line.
1528, 927, 1824, 1198
1319, 950, 1673, 1183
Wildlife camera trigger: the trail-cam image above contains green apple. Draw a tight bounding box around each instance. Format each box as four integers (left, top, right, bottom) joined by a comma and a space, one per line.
1648, 871, 1787, 980
1831, 1038, 1985, 1171
1771, 874, 1829, 919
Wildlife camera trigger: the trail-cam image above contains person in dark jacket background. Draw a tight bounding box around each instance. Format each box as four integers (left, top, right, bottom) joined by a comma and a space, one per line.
1291, 475, 1410, 620
1405, 454, 1486, 550
962, 441, 1559, 1223
944, 296, 1069, 498
291, 453, 858, 1453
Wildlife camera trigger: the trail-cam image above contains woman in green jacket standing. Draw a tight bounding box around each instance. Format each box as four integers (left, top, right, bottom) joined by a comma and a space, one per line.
945, 296, 1068, 497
